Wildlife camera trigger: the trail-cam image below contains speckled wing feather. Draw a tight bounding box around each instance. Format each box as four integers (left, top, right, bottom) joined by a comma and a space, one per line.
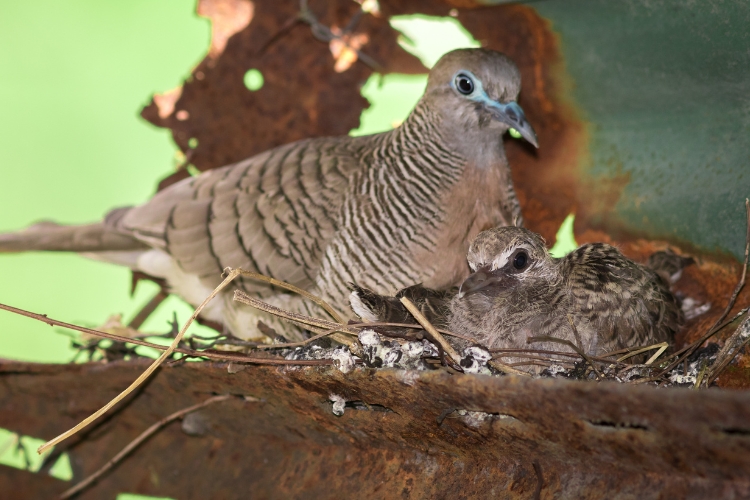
349, 283, 454, 328
562, 243, 683, 351
112, 137, 362, 294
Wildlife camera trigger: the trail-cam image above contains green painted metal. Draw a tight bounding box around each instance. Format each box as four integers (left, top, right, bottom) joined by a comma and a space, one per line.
533, 0, 750, 259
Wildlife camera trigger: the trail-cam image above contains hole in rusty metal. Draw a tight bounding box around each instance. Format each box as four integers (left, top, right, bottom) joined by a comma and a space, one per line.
344, 401, 394, 412
438, 409, 523, 426
719, 427, 750, 437
243, 68, 264, 91
586, 420, 649, 431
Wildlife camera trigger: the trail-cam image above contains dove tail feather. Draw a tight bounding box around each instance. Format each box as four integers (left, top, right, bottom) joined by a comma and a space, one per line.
0, 221, 147, 253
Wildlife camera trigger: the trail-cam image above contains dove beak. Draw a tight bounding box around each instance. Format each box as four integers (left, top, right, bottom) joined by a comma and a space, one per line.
458, 265, 503, 298
486, 100, 538, 148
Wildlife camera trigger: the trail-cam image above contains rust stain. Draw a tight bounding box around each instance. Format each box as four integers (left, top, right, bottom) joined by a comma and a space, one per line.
142, 0, 426, 185
197, 0, 255, 60
2, 361, 750, 498
151, 87, 183, 120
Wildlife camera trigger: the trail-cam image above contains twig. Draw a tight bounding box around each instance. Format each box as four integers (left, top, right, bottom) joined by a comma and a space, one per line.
653, 199, 750, 380
615, 342, 668, 365
655, 307, 749, 380
645, 343, 669, 365
236, 269, 344, 324
705, 315, 750, 386
399, 297, 462, 366
527, 336, 603, 380
233, 289, 356, 346
0, 302, 331, 366
492, 353, 576, 367
488, 359, 533, 376
59, 394, 233, 499
38, 268, 243, 455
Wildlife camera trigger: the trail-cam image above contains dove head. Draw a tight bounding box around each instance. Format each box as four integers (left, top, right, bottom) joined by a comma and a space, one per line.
459, 226, 557, 298
423, 48, 538, 151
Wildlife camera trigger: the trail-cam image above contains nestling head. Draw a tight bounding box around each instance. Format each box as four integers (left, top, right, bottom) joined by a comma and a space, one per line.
424, 48, 537, 148
459, 226, 554, 297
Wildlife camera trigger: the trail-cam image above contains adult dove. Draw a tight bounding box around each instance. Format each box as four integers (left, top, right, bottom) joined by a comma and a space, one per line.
0, 49, 537, 341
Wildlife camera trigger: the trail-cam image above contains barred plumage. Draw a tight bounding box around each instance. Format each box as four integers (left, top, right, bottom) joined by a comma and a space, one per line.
0, 49, 538, 341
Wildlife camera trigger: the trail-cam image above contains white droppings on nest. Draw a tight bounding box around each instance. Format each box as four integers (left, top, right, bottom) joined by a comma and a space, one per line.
330, 347, 356, 374
286, 344, 357, 374
329, 394, 346, 416
544, 364, 567, 376
358, 328, 381, 346
358, 329, 435, 370
669, 373, 697, 385
460, 346, 493, 375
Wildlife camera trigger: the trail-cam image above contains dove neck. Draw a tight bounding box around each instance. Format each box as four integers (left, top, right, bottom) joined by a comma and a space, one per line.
414, 99, 508, 171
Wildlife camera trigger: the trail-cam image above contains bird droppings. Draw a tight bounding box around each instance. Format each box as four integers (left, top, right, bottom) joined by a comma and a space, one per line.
459, 347, 493, 375
357, 328, 438, 371
329, 394, 346, 416
330, 347, 356, 374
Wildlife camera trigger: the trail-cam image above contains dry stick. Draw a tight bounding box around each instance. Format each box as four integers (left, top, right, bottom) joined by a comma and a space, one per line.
655, 308, 750, 380
656, 198, 750, 380
37, 269, 243, 455
705, 315, 750, 386
528, 336, 604, 380
399, 297, 461, 365
493, 346, 645, 366
492, 353, 577, 367
250, 320, 463, 350
489, 359, 536, 376
0, 302, 331, 367
235, 269, 344, 324
354, 321, 477, 342
233, 289, 356, 346
644, 343, 670, 365
615, 342, 669, 365
59, 394, 232, 500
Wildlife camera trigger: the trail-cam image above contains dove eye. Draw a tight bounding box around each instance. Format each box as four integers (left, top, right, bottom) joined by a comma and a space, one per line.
512, 251, 528, 270
454, 73, 475, 95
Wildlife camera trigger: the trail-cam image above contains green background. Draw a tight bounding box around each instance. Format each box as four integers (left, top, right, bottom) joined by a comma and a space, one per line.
0, 1, 212, 363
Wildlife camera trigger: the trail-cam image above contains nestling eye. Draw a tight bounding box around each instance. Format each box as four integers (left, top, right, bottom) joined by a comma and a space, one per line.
455, 73, 474, 95
513, 251, 528, 270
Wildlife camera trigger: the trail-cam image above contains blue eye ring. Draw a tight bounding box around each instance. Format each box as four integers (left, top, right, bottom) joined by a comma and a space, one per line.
455, 73, 474, 95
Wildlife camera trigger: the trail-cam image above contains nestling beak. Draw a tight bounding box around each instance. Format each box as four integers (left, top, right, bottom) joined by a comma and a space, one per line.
458, 265, 504, 298
485, 100, 538, 148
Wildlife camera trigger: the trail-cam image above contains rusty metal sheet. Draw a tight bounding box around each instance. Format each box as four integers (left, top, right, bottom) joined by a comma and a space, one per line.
529, 0, 750, 261
1, 360, 749, 498
142, 0, 426, 188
